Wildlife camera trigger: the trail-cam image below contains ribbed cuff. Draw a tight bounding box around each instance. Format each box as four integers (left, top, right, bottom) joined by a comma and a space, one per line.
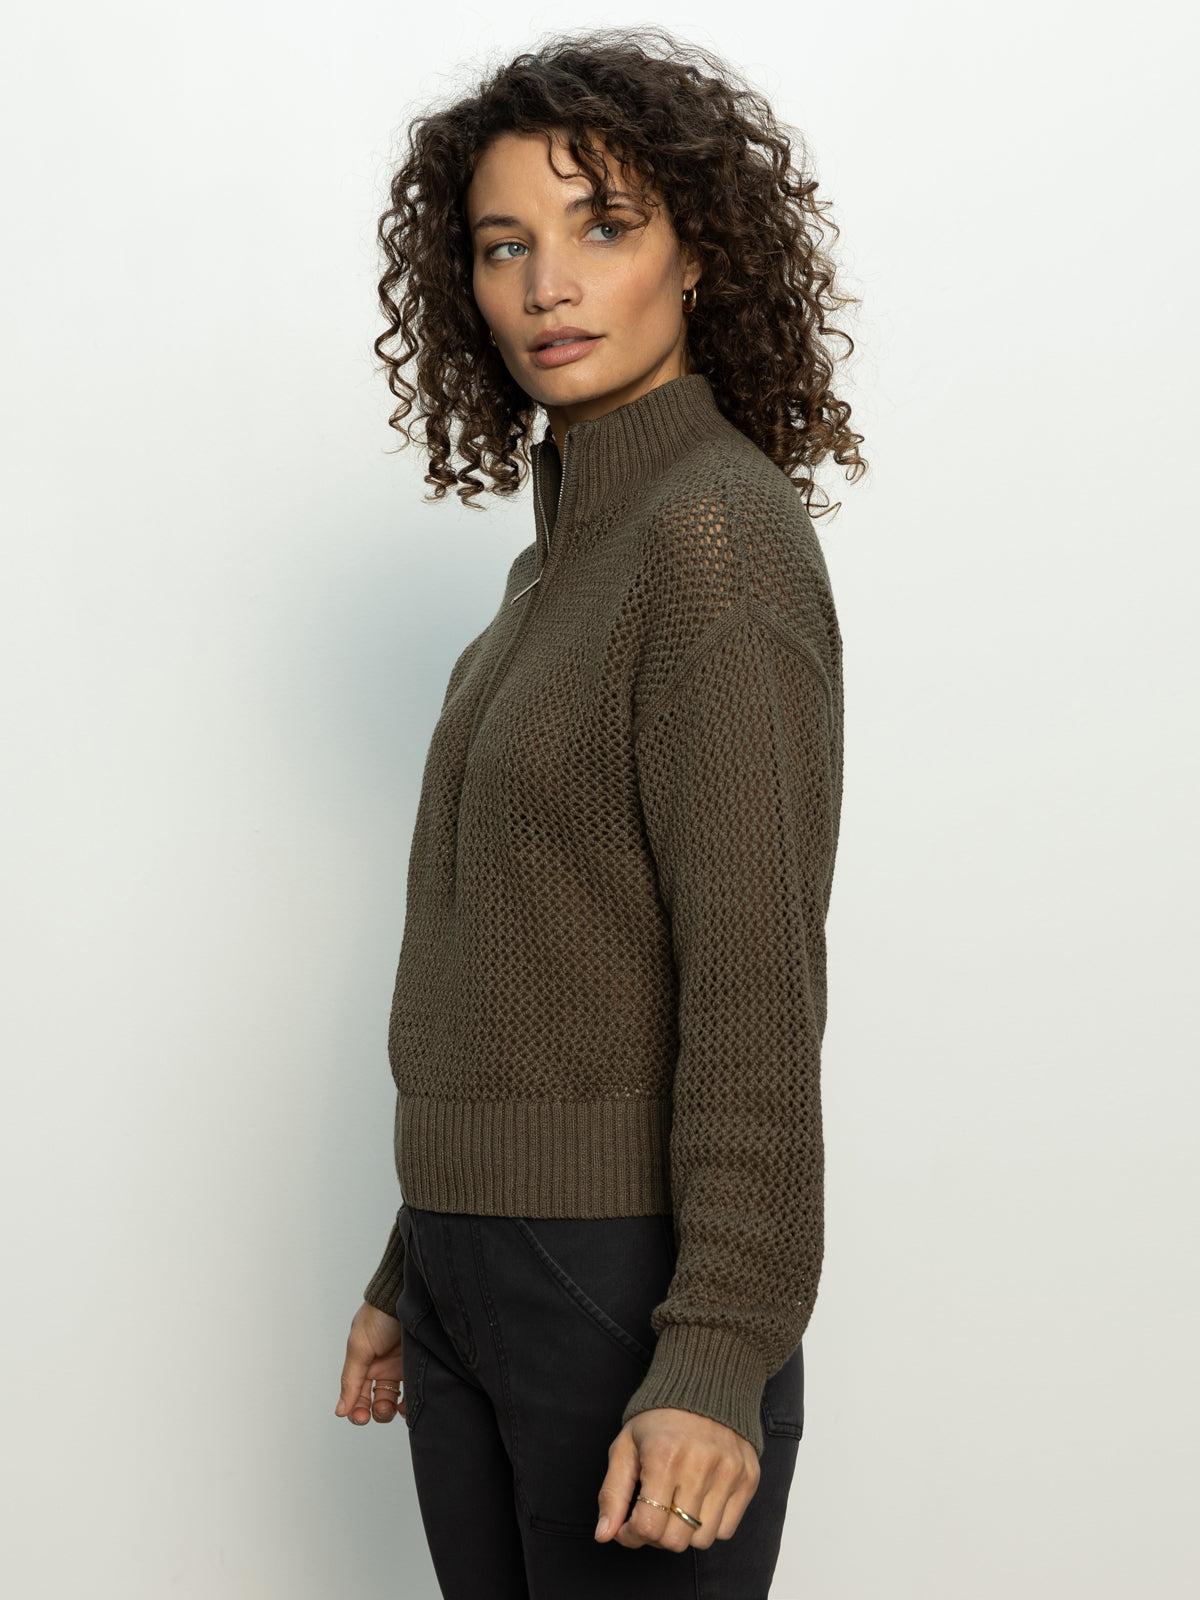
619, 1323, 769, 1458
362, 1213, 405, 1316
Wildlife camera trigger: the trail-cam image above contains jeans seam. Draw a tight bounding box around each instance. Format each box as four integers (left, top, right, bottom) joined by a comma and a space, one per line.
510, 1216, 656, 1367
401, 1332, 428, 1432
470, 1217, 525, 1509
440, 1213, 478, 1368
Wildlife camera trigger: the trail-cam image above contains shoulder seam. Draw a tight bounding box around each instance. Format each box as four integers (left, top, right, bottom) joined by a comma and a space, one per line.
746, 599, 835, 721
632, 593, 833, 745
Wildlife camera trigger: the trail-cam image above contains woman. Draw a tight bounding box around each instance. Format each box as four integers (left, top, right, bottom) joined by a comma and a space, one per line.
335, 26, 864, 1598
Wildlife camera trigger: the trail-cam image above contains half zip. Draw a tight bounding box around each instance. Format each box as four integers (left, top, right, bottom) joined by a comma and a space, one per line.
468, 427, 573, 756
556, 426, 571, 544
511, 428, 569, 604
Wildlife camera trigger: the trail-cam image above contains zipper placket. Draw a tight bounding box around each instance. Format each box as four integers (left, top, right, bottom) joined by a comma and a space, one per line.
468, 428, 573, 754
511, 429, 569, 604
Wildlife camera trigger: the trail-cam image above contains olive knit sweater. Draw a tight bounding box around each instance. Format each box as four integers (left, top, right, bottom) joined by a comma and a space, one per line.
362, 372, 844, 1457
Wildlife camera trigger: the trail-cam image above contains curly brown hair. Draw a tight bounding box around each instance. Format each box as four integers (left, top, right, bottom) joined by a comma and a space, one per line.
374, 25, 867, 517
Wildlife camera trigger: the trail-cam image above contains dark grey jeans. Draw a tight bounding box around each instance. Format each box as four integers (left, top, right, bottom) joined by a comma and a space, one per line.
390, 1201, 804, 1598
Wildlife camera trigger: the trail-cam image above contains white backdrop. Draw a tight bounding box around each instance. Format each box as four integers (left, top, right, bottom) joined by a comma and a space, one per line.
2, 3, 1196, 1596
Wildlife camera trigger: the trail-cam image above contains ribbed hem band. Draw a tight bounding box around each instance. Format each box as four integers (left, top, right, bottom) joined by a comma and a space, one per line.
395, 1093, 674, 1216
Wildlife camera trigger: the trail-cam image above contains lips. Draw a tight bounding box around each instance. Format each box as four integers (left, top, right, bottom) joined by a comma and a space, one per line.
531, 326, 600, 351
529, 328, 605, 371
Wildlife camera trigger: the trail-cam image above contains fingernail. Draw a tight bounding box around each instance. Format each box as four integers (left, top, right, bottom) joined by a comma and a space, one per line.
595, 1517, 608, 1538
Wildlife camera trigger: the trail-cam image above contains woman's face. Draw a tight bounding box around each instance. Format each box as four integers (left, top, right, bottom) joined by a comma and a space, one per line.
466, 129, 700, 438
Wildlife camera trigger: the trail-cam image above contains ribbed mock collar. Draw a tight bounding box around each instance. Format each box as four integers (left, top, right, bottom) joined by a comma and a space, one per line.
532, 372, 726, 557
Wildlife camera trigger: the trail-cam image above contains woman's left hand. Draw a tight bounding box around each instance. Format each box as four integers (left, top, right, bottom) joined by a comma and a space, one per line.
594, 1407, 760, 1552
335, 1301, 406, 1426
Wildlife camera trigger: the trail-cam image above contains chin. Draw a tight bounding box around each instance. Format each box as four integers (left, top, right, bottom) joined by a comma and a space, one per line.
529, 365, 623, 408
528, 374, 611, 409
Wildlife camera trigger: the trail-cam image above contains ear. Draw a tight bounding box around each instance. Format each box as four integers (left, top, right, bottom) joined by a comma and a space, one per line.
679, 241, 702, 293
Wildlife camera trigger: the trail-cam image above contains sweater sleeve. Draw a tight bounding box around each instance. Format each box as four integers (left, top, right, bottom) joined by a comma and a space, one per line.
620, 596, 840, 1456
362, 1210, 406, 1315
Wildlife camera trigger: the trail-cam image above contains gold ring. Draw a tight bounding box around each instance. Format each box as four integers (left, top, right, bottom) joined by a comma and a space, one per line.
635, 1493, 702, 1530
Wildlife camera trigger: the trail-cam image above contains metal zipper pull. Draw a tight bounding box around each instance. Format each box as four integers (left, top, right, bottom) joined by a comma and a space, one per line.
509, 573, 540, 604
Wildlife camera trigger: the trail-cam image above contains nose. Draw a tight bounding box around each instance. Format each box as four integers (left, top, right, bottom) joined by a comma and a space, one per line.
523, 242, 581, 316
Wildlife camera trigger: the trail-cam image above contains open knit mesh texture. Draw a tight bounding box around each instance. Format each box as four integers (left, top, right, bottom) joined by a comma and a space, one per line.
362, 375, 843, 1455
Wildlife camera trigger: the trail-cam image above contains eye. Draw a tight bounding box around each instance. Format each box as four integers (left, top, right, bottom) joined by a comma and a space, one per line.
485, 240, 528, 260
586, 220, 624, 243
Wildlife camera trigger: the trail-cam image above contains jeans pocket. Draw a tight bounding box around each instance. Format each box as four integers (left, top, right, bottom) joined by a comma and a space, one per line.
761, 1339, 805, 1439
509, 1214, 673, 1369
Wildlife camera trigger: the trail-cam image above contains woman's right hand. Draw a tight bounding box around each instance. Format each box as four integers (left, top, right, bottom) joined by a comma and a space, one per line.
336, 1302, 406, 1425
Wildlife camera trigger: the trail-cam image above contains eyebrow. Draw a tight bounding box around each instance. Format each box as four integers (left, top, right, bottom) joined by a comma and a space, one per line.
470, 190, 643, 235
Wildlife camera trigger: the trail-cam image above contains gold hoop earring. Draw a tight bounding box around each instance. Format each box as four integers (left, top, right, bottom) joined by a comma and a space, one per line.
682, 286, 698, 314
489, 329, 497, 347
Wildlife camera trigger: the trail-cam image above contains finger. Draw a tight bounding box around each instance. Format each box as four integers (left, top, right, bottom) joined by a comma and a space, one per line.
614, 1486, 671, 1551
708, 1451, 759, 1542
344, 1377, 374, 1426
615, 1476, 687, 1552
337, 1346, 375, 1424
370, 1378, 402, 1423
681, 1475, 738, 1551
715, 1477, 758, 1542
365, 1342, 405, 1423
618, 1472, 710, 1554
594, 1428, 641, 1543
